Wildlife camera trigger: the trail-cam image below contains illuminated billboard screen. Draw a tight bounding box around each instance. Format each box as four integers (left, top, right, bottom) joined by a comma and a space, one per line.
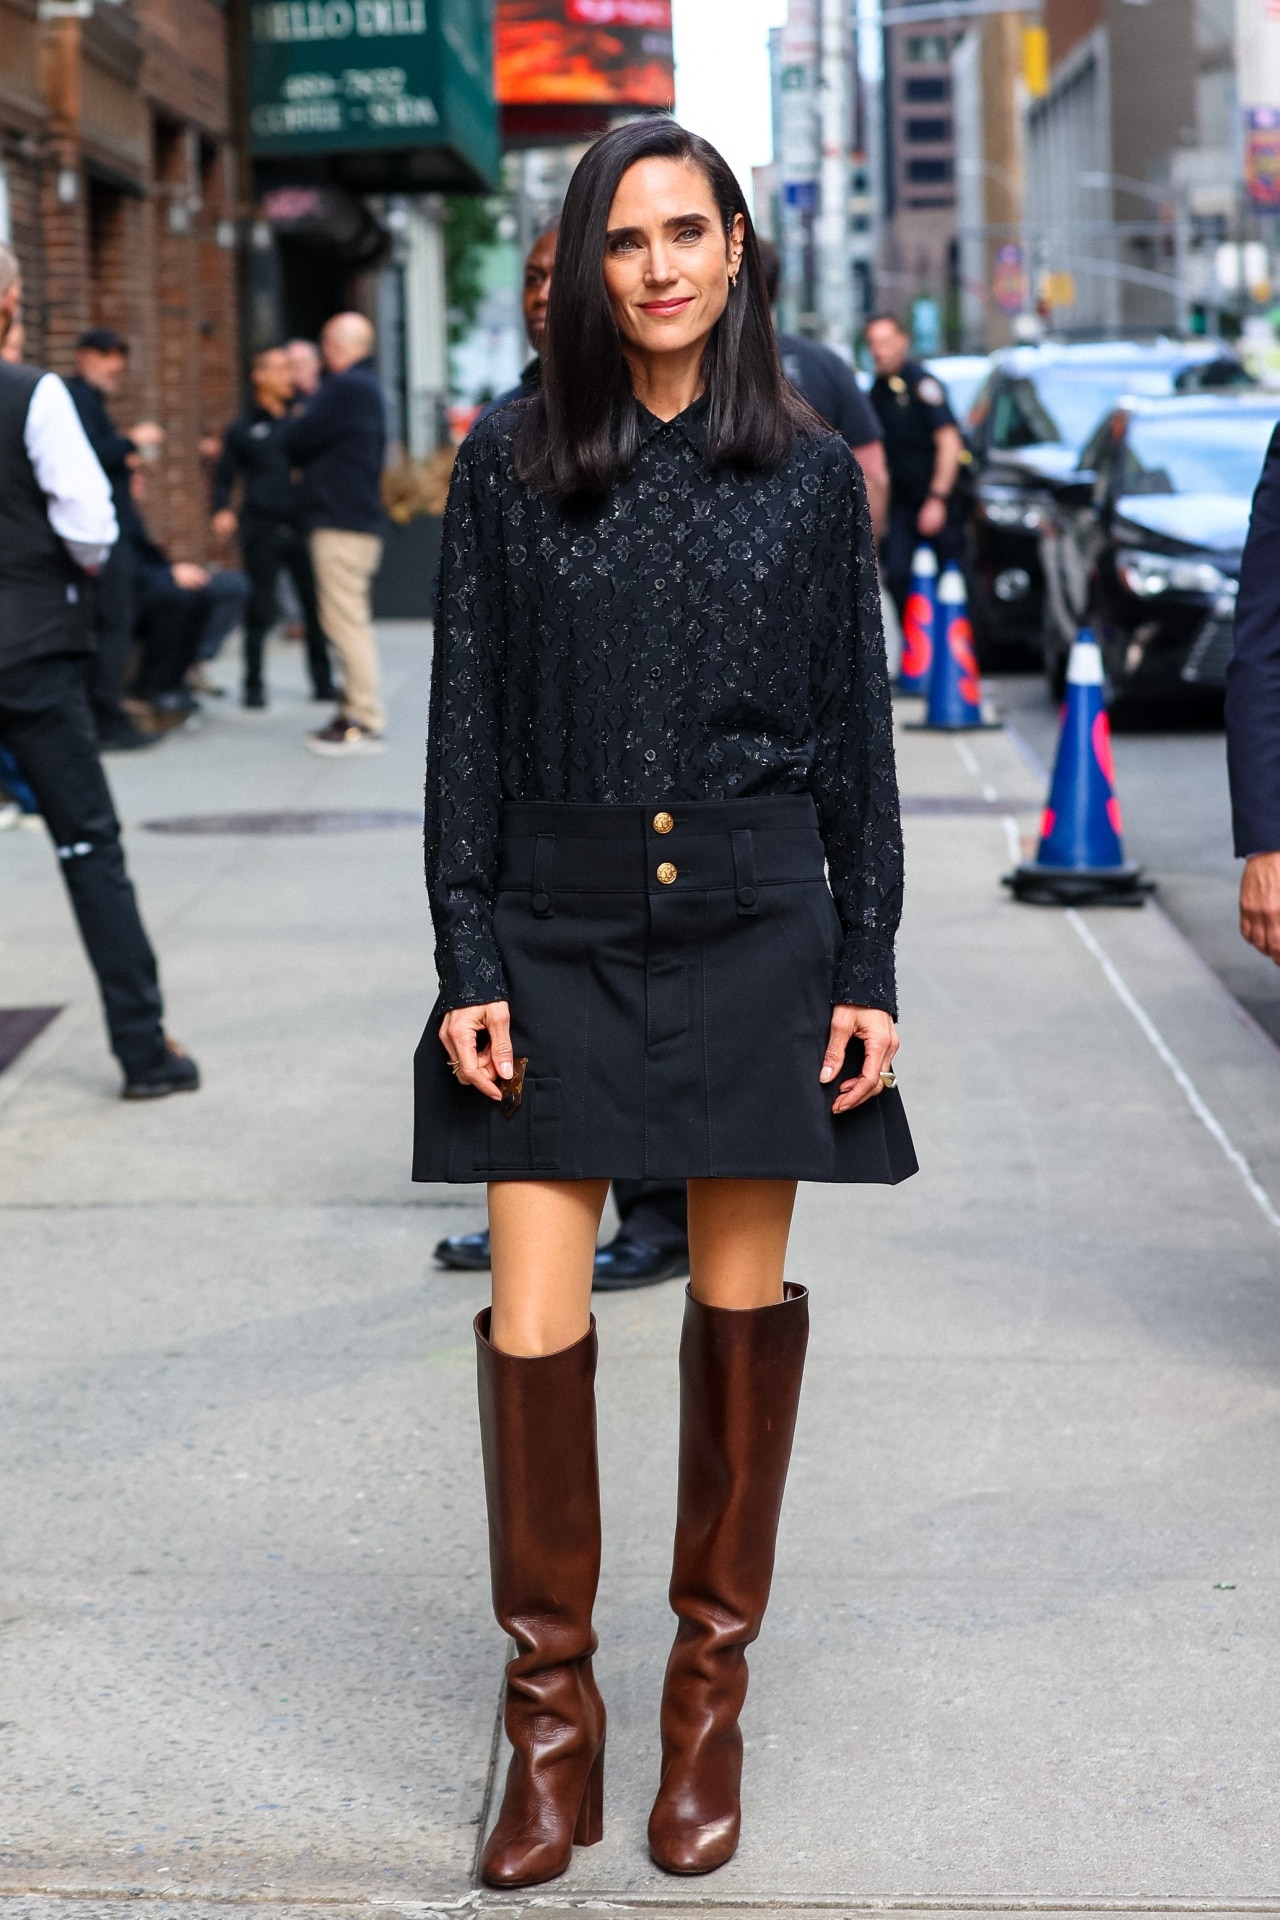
495, 0, 675, 118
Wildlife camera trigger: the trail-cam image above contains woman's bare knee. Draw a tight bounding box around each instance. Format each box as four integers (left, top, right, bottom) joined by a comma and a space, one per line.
488, 1179, 610, 1355
686, 1178, 796, 1309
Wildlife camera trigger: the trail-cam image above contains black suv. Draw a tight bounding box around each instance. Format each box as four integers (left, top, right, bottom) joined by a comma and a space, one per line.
964, 340, 1245, 661
1041, 392, 1280, 707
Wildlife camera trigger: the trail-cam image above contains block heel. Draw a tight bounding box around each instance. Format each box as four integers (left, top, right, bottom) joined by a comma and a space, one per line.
574, 1741, 605, 1847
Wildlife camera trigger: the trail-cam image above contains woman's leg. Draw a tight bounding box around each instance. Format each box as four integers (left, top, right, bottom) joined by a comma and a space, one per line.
489, 1177, 609, 1354
474, 1177, 611, 1889
686, 1177, 796, 1308
650, 1177, 809, 1876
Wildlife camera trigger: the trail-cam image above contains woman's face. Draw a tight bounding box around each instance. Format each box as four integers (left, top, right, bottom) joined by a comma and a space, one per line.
602, 157, 744, 364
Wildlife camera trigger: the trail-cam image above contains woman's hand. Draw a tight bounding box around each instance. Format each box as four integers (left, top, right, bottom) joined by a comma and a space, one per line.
439, 1001, 514, 1103
820, 1005, 899, 1114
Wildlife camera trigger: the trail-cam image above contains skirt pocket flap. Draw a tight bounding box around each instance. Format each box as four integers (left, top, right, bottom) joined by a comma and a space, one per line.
475, 1075, 563, 1172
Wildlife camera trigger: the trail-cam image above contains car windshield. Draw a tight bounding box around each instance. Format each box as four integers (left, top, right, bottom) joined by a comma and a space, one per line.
991, 365, 1191, 452
1119, 411, 1280, 498
926, 360, 988, 425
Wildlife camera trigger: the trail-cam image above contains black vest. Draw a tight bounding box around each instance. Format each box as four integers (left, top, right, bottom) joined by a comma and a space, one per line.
0, 362, 86, 672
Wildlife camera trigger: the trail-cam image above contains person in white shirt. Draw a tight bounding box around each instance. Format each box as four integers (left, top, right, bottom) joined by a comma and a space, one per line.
0, 244, 199, 1099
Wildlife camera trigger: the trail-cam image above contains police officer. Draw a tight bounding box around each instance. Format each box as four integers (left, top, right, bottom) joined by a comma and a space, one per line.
865, 312, 964, 616
756, 240, 888, 537
211, 343, 335, 707
0, 245, 198, 1099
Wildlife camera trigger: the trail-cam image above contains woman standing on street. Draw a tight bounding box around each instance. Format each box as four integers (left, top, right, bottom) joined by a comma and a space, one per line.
415, 120, 916, 1888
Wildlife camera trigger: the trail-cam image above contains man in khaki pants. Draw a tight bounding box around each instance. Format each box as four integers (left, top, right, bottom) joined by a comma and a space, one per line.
283, 312, 387, 754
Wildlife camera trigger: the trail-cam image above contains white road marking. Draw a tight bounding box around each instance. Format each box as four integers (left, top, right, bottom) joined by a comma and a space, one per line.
1002, 815, 1022, 865
1067, 908, 1280, 1234
952, 736, 998, 801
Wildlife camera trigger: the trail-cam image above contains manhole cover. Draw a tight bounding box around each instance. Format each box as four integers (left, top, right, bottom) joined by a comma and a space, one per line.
0, 1006, 61, 1076
900, 795, 1026, 815
142, 810, 420, 835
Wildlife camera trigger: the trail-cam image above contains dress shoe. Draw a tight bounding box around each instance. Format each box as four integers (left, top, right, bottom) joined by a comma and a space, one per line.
592, 1234, 688, 1290
97, 718, 160, 752
122, 1036, 200, 1101
243, 683, 267, 709
434, 1227, 492, 1271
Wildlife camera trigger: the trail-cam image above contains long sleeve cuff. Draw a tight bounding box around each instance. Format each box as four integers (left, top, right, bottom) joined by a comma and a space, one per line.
832, 936, 898, 1017
434, 931, 509, 1014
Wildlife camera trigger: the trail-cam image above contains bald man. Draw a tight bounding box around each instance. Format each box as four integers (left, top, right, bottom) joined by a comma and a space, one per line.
283, 312, 387, 753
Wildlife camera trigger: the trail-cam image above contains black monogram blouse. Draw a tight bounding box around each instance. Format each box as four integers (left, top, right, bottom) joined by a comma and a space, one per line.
424, 395, 904, 1015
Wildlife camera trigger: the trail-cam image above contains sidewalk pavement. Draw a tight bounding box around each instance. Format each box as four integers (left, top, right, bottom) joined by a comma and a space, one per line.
4, 630, 1280, 1920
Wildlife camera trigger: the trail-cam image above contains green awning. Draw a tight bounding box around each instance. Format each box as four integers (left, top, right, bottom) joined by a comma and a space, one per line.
248, 0, 499, 191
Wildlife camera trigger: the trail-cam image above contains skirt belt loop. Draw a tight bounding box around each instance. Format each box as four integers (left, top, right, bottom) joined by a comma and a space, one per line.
532, 834, 556, 917
730, 829, 759, 916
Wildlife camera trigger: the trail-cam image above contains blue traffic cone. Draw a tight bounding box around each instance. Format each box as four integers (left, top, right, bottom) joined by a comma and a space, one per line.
924, 563, 993, 729
1004, 631, 1151, 905
899, 545, 936, 693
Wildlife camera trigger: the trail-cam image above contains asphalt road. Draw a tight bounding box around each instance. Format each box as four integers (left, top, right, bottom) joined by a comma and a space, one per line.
989, 669, 1280, 1047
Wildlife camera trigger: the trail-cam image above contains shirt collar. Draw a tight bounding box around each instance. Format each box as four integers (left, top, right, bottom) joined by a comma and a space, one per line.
635, 389, 710, 455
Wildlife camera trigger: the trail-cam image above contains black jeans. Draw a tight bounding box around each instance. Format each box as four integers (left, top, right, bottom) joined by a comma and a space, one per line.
0, 653, 165, 1075
87, 539, 136, 735
134, 572, 249, 699
882, 497, 966, 617
241, 516, 334, 697
613, 1180, 688, 1251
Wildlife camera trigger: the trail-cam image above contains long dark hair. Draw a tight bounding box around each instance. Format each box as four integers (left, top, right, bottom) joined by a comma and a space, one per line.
514, 119, 814, 500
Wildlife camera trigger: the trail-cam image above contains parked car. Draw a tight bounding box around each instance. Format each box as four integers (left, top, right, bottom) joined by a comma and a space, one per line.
963, 340, 1249, 662
923, 353, 992, 429
1040, 391, 1280, 707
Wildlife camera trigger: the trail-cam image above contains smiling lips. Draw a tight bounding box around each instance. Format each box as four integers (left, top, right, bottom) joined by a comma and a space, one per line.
639, 296, 694, 316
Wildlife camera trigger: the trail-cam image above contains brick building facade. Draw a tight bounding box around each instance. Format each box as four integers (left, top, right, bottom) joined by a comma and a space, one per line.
0, 0, 241, 560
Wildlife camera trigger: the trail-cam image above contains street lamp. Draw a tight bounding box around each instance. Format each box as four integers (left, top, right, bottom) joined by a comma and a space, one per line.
1079, 170, 1190, 335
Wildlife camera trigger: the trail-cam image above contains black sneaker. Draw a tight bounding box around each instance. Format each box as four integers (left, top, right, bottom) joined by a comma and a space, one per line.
592, 1234, 688, 1291
243, 684, 267, 709
434, 1228, 492, 1271
123, 1037, 201, 1101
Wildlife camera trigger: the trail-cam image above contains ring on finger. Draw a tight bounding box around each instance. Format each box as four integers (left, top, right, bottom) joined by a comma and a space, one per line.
879, 1069, 897, 1089
446, 1057, 461, 1076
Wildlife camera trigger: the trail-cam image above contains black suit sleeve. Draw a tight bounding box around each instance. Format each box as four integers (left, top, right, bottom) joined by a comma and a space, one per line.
210, 422, 241, 514
281, 384, 341, 463
68, 379, 136, 483
1226, 426, 1280, 856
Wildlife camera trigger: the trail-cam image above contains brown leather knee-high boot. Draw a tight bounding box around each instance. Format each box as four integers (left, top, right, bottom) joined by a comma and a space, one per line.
475, 1310, 606, 1889
648, 1283, 808, 1875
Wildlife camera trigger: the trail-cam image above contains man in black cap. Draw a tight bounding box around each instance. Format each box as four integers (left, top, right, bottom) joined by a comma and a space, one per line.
0, 247, 198, 1098
211, 343, 336, 707
66, 327, 164, 750
865, 311, 965, 615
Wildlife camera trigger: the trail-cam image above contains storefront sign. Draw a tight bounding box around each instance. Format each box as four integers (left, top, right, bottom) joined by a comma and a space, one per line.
992, 242, 1026, 313
248, 0, 498, 185
495, 0, 674, 107
1245, 107, 1280, 209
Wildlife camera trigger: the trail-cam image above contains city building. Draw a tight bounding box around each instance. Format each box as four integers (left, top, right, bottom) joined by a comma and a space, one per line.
1024, 0, 1235, 334
0, 0, 241, 556
877, 19, 960, 344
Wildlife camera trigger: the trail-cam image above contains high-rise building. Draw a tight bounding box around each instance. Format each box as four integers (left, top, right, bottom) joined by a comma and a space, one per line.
877, 20, 959, 340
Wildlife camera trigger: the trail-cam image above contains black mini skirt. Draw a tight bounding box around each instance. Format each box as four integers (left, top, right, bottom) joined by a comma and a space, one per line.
412, 795, 917, 1185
